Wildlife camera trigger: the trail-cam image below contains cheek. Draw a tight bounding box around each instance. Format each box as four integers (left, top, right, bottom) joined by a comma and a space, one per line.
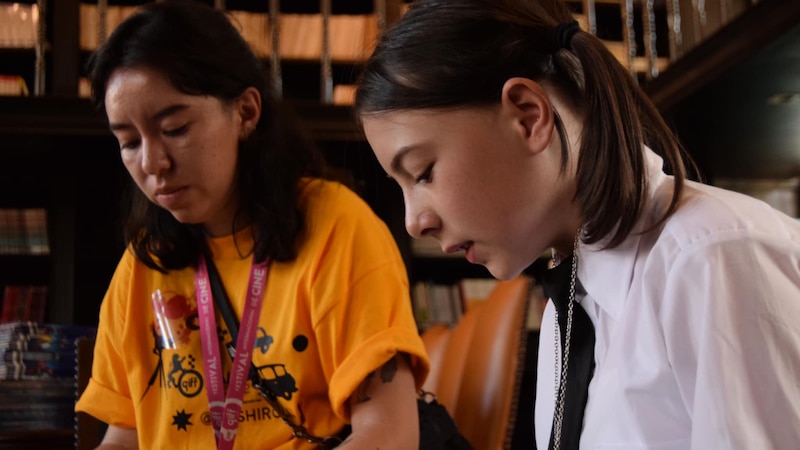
209, 148, 239, 188
202, 128, 240, 170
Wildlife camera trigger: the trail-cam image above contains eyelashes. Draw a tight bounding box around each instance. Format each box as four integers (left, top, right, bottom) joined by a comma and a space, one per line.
116, 123, 189, 151
163, 124, 189, 137
119, 140, 141, 151
415, 164, 433, 184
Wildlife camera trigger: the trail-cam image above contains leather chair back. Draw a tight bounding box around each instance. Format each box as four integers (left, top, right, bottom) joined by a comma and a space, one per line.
421, 276, 532, 450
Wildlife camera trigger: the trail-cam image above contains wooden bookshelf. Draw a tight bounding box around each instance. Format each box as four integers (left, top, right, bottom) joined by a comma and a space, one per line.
0, 0, 407, 103
0, 429, 73, 450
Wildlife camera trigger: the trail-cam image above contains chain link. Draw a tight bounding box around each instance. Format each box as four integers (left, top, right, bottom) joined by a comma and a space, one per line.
551, 229, 581, 450
253, 382, 342, 449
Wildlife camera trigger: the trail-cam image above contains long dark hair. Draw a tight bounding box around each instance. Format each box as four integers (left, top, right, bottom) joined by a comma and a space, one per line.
89, 0, 327, 271
355, 0, 695, 248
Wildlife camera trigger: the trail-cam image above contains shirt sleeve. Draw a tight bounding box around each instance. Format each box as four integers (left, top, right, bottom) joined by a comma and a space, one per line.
660, 233, 800, 449
303, 185, 430, 421
75, 250, 138, 428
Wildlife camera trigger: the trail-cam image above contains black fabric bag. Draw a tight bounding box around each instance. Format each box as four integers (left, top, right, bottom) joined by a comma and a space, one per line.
329, 392, 474, 450
417, 392, 474, 450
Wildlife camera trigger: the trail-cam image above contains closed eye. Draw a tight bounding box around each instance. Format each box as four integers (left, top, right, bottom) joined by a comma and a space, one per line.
415, 164, 433, 184
163, 124, 189, 137
119, 139, 141, 151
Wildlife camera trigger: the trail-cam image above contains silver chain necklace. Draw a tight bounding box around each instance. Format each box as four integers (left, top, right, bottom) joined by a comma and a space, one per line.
551, 229, 581, 450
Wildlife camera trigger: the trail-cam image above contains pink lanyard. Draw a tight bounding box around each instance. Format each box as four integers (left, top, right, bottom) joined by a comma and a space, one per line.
195, 255, 269, 450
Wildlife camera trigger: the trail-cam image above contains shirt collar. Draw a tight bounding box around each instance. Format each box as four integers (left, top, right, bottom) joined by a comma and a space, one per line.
576, 148, 668, 320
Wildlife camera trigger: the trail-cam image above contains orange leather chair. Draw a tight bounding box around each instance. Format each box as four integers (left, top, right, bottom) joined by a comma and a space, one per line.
421, 276, 532, 450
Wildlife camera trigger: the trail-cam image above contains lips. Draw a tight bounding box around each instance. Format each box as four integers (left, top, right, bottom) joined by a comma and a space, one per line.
443, 241, 472, 255
154, 185, 188, 208
154, 184, 186, 196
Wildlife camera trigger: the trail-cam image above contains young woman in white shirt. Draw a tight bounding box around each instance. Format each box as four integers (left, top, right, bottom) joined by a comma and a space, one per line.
355, 0, 800, 448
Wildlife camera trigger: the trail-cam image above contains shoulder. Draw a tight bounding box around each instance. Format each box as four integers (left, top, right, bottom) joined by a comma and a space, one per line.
651, 180, 800, 255
300, 178, 386, 233
301, 178, 370, 212
631, 181, 800, 331
109, 245, 190, 296
110, 246, 139, 281
632, 180, 800, 313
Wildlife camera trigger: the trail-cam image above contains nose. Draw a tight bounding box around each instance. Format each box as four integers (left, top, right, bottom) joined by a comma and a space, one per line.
141, 137, 171, 175
404, 194, 439, 239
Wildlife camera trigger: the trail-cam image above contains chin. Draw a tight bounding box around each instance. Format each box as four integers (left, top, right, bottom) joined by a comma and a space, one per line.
168, 212, 193, 224
484, 263, 523, 281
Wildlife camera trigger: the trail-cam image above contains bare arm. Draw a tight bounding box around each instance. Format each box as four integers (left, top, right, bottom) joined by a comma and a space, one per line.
337, 353, 419, 450
94, 425, 138, 450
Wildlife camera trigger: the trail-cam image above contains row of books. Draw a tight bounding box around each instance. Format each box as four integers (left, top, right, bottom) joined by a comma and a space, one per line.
0, 378, 75, 432
2, 1, 379, 63
2, 3, 667, 78
0, 285, 47, 325
0, 2, 38, 49
0, 208, 50, 255
78, 4, 379, 63
413, 277, 549, 332
0, 321, 96, 381
412, 278, 500, 330
0, 74, 29, 96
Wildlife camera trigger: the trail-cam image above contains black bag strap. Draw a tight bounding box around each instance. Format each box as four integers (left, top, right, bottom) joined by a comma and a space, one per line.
202, 254, 342, 449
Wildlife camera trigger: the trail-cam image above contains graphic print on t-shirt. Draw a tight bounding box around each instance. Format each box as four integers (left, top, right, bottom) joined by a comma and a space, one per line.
141, 287, 305, 432
142, 290, 203, 401
172, 409, 193, 431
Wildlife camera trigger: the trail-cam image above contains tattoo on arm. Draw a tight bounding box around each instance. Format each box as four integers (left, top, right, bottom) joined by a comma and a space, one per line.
355, 371, 375, 403
379, 356, 398, 383
354, 354, 407, 404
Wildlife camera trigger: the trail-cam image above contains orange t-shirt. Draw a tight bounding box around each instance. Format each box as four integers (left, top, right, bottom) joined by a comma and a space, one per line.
76, 179, 429, 449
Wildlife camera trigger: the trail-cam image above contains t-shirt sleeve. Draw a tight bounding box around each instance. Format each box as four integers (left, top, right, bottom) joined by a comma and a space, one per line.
74, 250, 138, 428
306, 184, 430, 421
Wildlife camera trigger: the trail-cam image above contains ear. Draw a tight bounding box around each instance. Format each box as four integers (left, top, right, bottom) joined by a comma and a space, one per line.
500, 77, 555, 155
235, 86, 262, 140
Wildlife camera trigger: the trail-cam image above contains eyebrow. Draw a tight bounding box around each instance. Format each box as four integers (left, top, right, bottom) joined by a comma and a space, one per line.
108, 104, 190, 132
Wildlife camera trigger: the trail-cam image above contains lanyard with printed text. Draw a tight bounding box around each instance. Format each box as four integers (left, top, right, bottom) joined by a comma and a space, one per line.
195, 254, 269, 450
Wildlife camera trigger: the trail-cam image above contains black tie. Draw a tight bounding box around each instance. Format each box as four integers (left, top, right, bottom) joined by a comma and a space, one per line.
540, 255, 595, 450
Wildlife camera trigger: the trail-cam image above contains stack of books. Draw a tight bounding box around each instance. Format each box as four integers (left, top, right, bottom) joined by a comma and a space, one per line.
0, 322, 96, 433
0, 321, 96, 380
0, 378, 75, 432
0, 286, 48, 324
0, 208, 50, 255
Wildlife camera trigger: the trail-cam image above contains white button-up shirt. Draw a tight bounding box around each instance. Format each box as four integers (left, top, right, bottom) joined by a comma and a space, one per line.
535, 149, 800, 449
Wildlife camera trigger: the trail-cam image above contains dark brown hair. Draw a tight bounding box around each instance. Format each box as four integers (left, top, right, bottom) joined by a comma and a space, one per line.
355, 0, 694, 248
88, 0, 329, 271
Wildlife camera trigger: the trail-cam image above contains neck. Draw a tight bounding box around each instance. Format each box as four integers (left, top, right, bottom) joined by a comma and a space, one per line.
552, 227, 582, 264
202, 213, 251, 238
